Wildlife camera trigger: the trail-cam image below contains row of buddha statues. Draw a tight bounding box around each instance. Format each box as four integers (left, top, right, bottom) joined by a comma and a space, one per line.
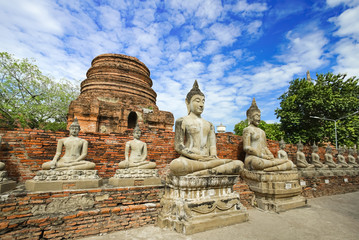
294, 140, 359, 169
1, 80, 357, 232
1, 81, 358, 180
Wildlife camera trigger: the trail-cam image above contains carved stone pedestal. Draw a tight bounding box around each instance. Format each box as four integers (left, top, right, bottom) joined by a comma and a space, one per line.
0, 171, 16, 193
25, 170, 102, 192
109, 169, 161, 186
243, 170, 307, 212
157, 175, 249, 235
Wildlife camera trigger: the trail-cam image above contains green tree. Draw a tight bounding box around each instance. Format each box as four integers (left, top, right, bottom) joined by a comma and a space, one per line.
275, 73, 359, 146
234, 119, 284, 141
0, 52, 79, 130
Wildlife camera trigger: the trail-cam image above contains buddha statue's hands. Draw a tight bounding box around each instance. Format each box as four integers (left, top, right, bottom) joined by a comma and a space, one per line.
49, 160, 57, 169
196, 155, 218, 162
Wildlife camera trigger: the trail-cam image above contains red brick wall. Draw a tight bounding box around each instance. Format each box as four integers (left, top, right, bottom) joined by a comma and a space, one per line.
0, 186, 162, 240
0, 129, 244, 182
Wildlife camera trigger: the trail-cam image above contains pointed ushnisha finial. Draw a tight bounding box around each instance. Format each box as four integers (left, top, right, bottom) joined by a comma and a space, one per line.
246, 98, 261, 117
297, 139, 303, 149
186, 80, 204, 102
306, 70, 311, 82
70, 117, 80, 129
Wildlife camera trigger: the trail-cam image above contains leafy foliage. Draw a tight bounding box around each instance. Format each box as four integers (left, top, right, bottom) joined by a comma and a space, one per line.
0, 52, 79, 130
275, 73, 359, 146
234, 119, 284, 141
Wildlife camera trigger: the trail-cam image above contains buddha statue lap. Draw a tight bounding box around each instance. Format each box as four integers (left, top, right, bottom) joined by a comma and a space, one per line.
42, 119, 95, 170
169, 81, 243, 176
118, 125, 156, 169
296, 140, 314, 168
243, 98, 294, 172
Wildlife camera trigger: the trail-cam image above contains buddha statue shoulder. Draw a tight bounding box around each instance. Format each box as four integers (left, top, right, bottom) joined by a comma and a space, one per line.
118, 125, 156, 169
296, 140, 314, 168
169, 81, 243, 176
42, 118, 95, 170
243, 98, 294, 172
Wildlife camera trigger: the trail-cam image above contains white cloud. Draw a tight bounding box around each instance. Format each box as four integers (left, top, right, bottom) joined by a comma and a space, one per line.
326, 0, 359, 7
231, 0, 268, 15
328, 4, 359, 76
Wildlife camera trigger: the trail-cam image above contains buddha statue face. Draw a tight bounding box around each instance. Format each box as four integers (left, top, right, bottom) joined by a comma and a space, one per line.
249, 111, 261, 127
187, 94, 205, 116
69, 126, 80, 137
133, 129, 141, 140
313, 145, 318, 153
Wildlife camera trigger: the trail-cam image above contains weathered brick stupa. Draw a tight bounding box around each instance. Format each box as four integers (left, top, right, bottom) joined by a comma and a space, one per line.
67, 54, 174, 133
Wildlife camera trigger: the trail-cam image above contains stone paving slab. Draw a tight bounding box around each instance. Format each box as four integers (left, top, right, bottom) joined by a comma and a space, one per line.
80, 191, 359, 240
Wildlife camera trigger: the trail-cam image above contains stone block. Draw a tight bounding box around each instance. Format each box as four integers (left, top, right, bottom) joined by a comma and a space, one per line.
157, 175, 249, 235
109, 169, 161, 186
0, 180, 17, 193
243, 170, 307, 212
25, 170, 102, 191
25, 179, 103, 192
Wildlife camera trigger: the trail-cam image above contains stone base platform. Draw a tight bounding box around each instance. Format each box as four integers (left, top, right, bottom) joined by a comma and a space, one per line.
243, 170, 306, 212
157, 175, 249, 235
298, 168, 359, 178
109, 169, 162, 187
0, 171, 16, 193
25, 170, 102, 192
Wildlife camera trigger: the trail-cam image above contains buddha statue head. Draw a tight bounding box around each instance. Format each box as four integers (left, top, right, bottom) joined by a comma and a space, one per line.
133, 124, 141, 140
312, 142, 318, 153
246, 98, 261, 126
338, 145, 344, 154
297, 139, 303, 151
326, 144, 332, 154
279, 137, 286, 150
69, 118, 81, 137
185, 80, 205, 115
348, 147, 354, 156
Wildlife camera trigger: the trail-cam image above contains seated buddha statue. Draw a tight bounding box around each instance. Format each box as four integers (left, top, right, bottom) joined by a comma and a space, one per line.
169, 81, 243, 176
348, 147, 359, 167
42, 118, 95, 170
243, 98, 294, 171
336, 146, 349, 168
324, 144, 337, 168
278, 138, 289, 160
296, 140, 314, 168
311, 142, 326, 168
118, 125, 156, 169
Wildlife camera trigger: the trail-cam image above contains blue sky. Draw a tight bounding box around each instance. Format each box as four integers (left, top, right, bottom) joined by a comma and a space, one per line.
1, 0, 358, 132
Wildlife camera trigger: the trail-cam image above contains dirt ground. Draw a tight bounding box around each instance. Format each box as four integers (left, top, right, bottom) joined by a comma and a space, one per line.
81, 191, 359, 240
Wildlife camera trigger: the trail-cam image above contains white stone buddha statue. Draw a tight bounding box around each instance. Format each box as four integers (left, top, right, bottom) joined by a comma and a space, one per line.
42, 118, 95, 170
243, 98, 294, 171
118, 125, 156, 169
169, 81, 243, 176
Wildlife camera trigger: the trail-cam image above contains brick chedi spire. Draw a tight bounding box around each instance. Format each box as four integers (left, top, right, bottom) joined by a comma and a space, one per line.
67, 54, 174, 133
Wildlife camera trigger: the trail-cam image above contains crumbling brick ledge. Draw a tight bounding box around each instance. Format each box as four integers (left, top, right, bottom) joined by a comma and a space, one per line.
0, 186, 163, 240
